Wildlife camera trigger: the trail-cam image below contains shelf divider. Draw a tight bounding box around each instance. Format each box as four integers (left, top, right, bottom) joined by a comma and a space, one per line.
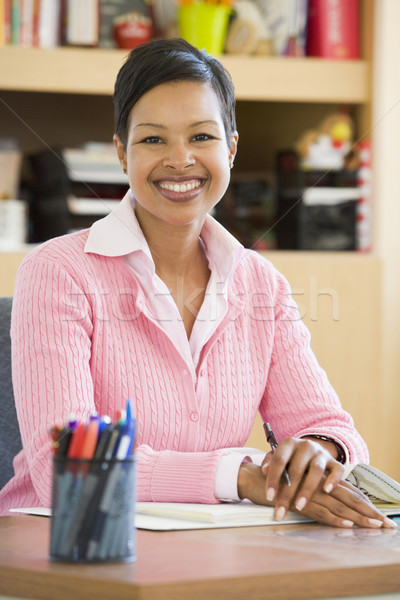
0, 46, 369, 104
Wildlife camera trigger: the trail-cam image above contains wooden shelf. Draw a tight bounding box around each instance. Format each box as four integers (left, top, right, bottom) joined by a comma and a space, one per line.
222, 55, 370, 103
0, 46, 370, 103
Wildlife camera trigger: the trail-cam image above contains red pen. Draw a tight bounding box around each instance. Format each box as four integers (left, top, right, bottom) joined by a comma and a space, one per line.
67, 422, 87, 458
80, 419, 99, 460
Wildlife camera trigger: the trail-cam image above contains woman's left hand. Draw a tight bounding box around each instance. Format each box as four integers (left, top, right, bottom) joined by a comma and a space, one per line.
261, 436, 345, 520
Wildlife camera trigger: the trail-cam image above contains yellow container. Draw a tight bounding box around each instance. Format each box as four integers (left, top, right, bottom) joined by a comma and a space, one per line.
178, 4, 231, 55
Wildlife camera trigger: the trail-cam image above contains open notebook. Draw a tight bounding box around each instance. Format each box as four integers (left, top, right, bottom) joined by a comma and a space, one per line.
10, 463, 400, 531
135, 502, 311, 530
343, 463, 400, 516
9, 502, 312, 530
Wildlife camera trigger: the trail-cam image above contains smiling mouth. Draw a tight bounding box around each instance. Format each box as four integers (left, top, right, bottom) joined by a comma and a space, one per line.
157, 179, 204, 194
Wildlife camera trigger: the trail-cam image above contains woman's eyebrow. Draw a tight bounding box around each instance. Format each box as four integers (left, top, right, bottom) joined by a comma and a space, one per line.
135, 122, 166, 129
190, 120, 219, 128
134, 120, 219, 130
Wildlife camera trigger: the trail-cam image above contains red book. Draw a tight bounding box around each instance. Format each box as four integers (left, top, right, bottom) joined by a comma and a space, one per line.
0, 0, 12, 44
31, 0, 40, 46
306, 0, 359, 60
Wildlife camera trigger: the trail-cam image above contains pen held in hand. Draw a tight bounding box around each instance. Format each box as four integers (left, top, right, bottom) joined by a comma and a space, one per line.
263, 422, 291, 486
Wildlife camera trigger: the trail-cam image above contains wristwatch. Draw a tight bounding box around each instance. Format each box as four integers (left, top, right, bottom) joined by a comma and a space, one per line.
307, 435, 347, 464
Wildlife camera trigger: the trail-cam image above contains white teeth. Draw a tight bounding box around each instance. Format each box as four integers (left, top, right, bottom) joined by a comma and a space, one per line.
159, 181, 201, 193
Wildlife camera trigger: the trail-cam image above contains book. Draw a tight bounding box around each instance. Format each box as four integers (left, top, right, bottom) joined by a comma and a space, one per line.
135, 501, 312, 530
1, 0, 12, 44
37, 0, 61, 48
344, 463, 400, 515
306, 0, 359, 60
10, 0, 20, 44
19, 0, 34, 46
64, 0, 99, 47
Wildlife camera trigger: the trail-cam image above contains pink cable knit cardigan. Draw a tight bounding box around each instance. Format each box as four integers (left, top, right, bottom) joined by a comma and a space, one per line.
0, 229, 368, 515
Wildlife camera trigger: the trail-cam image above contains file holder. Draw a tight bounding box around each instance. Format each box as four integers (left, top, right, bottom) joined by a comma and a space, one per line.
49, 456, 136, 563
276, 150, 359, 250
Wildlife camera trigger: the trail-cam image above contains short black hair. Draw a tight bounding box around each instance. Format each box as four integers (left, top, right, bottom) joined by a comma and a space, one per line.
113, 38, 237, 148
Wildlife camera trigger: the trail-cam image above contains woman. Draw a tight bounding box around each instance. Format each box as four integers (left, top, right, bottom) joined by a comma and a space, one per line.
0, 39, 394, 529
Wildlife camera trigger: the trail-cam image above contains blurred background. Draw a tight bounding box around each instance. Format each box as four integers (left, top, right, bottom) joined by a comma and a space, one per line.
0, 0, 399, 480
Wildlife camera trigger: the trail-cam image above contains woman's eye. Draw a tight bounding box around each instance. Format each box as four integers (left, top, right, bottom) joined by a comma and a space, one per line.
192, 133, 212, 142
142, 136, 162, 144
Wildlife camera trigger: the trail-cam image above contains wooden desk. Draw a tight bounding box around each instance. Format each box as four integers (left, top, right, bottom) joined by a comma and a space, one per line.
1, 515, 400, 600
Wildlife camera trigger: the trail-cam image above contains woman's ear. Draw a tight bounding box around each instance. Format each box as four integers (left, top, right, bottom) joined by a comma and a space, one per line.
113, 134, 127, 173
229, 131, 239, 169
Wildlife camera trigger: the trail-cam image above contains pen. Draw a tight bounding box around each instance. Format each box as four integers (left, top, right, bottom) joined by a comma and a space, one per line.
61, 424, 115, 558
80, 419, 99, 460
263, 422, 291, 486
67, 422, 87, 458
117, 397, 136, 458
56, 422, 76, 458
51, 401, 137, 560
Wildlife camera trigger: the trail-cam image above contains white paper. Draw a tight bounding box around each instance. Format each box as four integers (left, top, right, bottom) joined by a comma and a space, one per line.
9, 502, 312, 531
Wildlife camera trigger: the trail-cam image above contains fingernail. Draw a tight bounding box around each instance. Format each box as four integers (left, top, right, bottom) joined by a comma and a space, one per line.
295, 496, 307, 511
342, 520, 354, 528
384, 517, 398, 528
275, 506, 286, 521
261, 463, 269, 473
368, 519, 383, 528
266, 487, 275, 502
324, 483, 333, 494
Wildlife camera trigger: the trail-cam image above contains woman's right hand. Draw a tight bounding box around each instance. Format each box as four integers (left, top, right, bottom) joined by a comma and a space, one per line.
237, 462, 396, 529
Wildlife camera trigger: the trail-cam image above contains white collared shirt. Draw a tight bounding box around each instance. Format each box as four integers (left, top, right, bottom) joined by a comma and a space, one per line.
85, 191, 243, 381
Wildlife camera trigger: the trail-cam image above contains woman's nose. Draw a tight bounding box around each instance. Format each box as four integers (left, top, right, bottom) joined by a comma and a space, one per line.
162, 141, 195, 170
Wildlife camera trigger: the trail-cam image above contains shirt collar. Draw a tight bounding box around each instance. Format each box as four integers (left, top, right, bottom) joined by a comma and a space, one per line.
84, 190, 152, 259
84, 189, 244, 280
199, 210, 244, 280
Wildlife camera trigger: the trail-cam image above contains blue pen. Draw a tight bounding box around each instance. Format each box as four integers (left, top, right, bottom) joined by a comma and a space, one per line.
125, 397, 136, 456
126, 397, 134, 423
85, 400, 136, 559
113, 398, 136, 458
98, 415, 111, 435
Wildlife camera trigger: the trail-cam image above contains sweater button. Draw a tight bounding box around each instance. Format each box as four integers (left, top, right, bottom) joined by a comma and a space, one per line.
190, 412, 199, 422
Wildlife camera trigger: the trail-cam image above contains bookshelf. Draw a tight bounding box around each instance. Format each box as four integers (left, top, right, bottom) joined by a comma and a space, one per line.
0, 45, 370, 102
3, 0, 400, 480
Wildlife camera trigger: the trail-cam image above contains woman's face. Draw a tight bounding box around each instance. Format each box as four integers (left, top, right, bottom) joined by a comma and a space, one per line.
114, 80, 238, 230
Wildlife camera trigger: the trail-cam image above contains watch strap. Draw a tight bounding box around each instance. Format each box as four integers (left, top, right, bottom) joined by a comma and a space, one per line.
307, 435, 347, 464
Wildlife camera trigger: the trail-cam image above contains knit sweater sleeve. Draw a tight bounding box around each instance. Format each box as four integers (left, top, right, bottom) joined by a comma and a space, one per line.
11, 255, 96, 506
258, 263, 369, 465
136, 445, 227, 503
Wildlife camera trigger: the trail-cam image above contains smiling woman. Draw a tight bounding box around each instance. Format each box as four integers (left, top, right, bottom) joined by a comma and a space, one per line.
113, 79, 237, 233
0, 39, 395, 532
